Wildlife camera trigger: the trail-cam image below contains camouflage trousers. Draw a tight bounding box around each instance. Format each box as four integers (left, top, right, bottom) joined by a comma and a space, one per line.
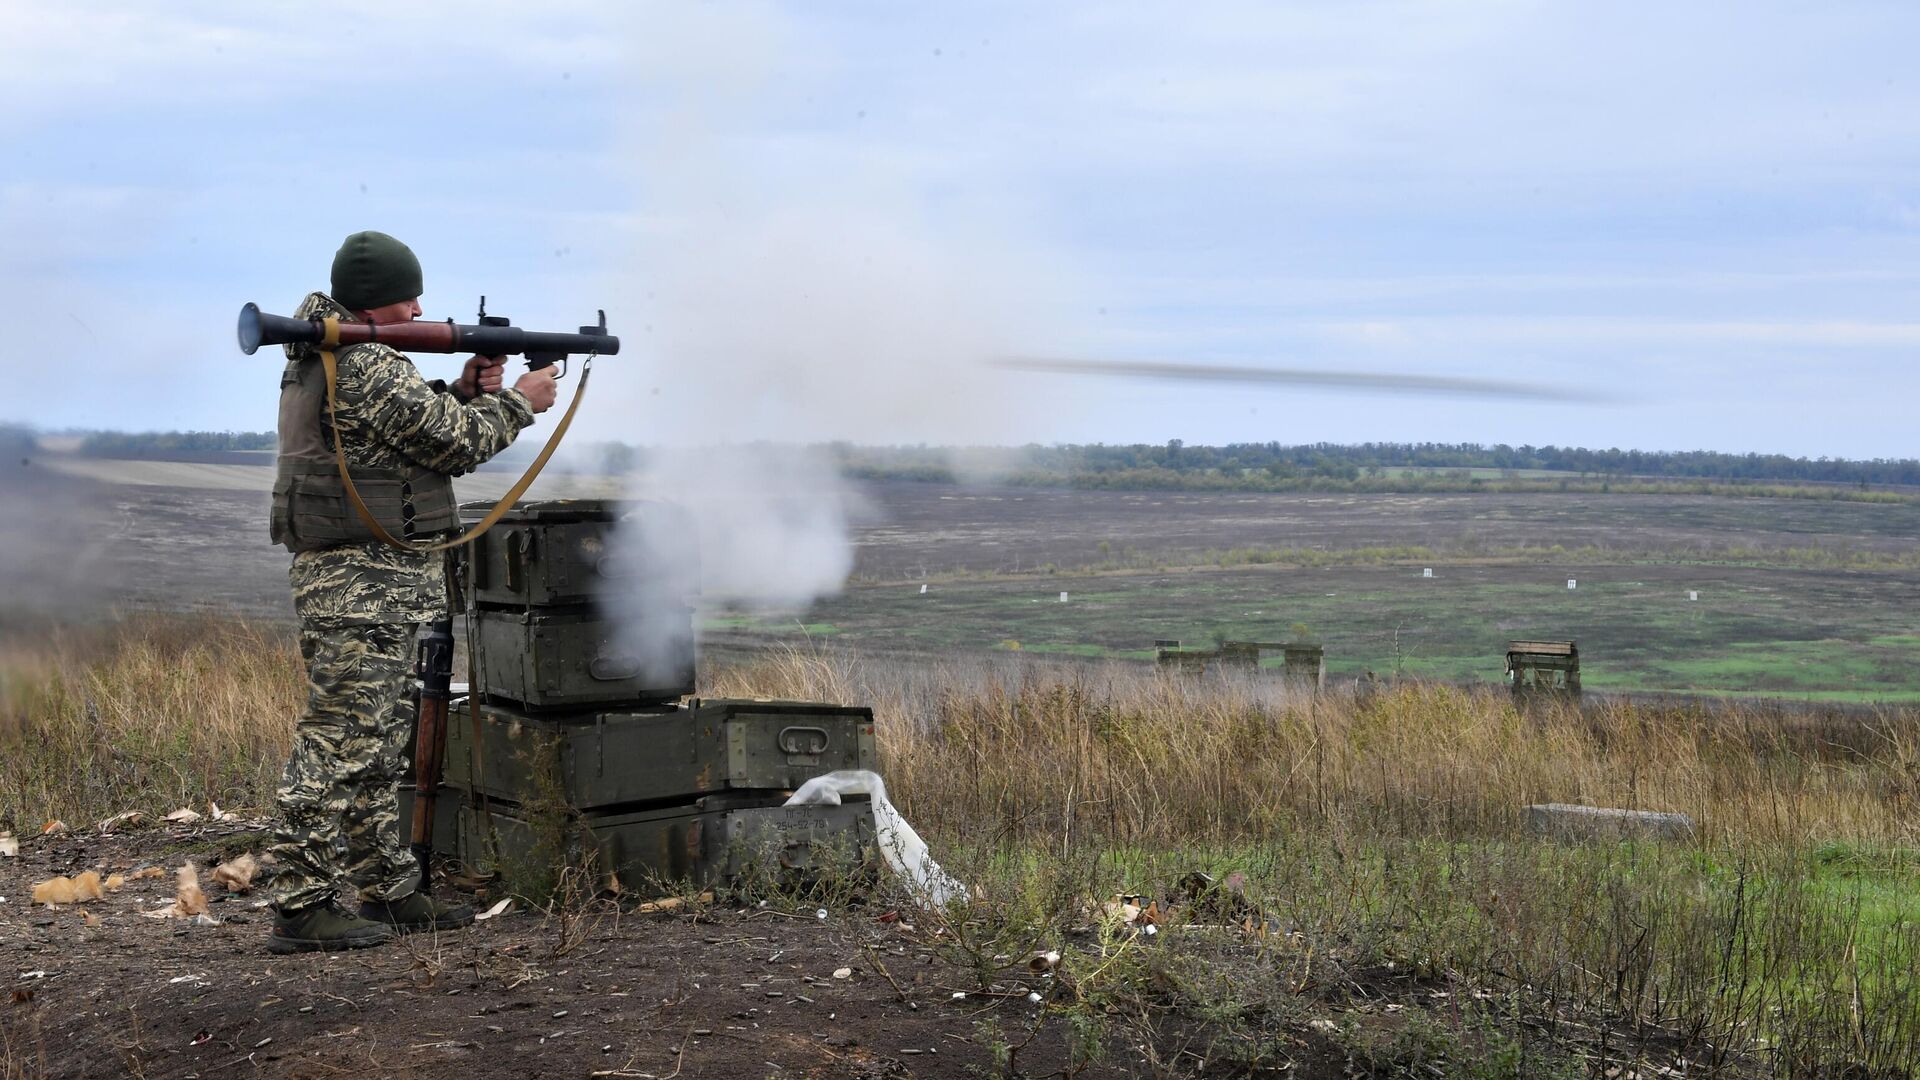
269, 621, 421, 911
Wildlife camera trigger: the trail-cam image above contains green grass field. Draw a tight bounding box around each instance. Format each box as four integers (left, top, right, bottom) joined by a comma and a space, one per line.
709, 559, 1920, 700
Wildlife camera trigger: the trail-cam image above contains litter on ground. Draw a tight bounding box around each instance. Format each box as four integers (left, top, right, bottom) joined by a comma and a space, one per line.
784, 770, 966, 907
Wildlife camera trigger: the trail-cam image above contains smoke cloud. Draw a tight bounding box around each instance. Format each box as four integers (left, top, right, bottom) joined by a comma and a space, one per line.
603, 445, 858, 682
593, 1, 1089, 650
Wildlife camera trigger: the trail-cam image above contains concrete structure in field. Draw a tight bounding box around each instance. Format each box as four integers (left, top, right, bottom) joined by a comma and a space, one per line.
1279, 644, 1326, 693
1154, 639, 1325, 693
1506, 639, 1580, 700
1525, 803, 1695, 842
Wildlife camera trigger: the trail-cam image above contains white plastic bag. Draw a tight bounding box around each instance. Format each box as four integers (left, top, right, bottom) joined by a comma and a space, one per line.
785, 769, 966, 907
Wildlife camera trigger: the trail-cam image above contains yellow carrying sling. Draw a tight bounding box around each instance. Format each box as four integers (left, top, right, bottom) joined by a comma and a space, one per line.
316, 340, 592, 553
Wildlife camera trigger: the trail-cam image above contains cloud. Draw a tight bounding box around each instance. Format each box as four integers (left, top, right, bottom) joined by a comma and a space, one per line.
6, 0, 1920, 462
591, 1, 1092, 447
0, 3, 620, 128
1306, 318, 1920, 350
1044, 2, 1920, 182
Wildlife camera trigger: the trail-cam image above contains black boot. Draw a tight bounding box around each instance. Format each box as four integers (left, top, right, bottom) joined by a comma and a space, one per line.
359, 889, 475, 931
268, 904, 393, 955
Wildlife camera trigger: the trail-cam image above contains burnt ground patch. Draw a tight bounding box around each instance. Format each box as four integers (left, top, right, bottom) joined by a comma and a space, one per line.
18, 471, 1920, 621
844, 483, 1920, 580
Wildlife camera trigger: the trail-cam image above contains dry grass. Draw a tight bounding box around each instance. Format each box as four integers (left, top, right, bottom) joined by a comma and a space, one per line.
7, 618, 1920, 1071
707, 647, 1920, 1073
7, 614, 1917, 854
0, 615, 303, 828
705, 647, 1920, 851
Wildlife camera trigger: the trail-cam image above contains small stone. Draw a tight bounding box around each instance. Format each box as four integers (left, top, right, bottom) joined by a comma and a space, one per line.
553, 1010, 569, 1018
1027, 992, 1042, 1004
832, 967, 852, 980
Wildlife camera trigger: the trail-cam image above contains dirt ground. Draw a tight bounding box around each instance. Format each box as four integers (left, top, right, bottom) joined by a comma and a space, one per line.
1, 821, 1748, 1080
1, 825, 1095, 1079
11, 821, 1368, 1080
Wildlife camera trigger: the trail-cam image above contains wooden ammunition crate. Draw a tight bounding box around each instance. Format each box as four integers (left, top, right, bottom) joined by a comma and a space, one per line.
463, 499, 695, 609
471, 606, 695, 711
452, 792, 874, 888
441, 698, 878, 812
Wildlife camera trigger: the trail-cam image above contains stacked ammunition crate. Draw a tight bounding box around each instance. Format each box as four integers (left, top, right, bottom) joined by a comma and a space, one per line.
404, 499, 876, 891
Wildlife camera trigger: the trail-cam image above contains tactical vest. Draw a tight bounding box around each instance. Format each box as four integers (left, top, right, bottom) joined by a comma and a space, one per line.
270, 346, 461, 553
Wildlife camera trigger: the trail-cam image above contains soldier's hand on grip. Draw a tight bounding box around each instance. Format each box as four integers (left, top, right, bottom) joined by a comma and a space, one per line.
453, 355, 508, 400
514, 367, 559, 414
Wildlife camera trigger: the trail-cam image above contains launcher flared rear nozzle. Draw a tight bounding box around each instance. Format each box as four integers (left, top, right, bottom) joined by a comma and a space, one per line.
238, 302, 318, 355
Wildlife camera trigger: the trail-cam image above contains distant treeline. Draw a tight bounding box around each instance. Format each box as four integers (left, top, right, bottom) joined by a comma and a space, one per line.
40, 430, 1920, 494
834, 441, 1920, 493
78, 430, 275, 456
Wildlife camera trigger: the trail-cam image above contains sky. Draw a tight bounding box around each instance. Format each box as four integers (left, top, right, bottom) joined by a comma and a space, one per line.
4, 1, 1920, 458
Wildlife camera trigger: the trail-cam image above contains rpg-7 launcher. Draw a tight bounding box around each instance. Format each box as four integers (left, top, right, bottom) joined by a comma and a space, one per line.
236, 295, 615, 554
237, 297, 619, 374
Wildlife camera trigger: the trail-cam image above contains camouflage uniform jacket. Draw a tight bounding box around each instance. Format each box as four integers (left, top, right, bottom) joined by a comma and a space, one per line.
282, 292, 534, 626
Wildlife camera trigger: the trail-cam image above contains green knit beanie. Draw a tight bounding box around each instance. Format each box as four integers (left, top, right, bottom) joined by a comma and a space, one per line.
330, 231, 423, 311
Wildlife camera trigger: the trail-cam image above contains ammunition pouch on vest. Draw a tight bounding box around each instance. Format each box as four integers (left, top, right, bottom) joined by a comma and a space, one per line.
271, 348, 461, 553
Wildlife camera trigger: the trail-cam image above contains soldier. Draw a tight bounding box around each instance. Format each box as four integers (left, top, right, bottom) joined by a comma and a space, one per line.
265, 231, 558, 954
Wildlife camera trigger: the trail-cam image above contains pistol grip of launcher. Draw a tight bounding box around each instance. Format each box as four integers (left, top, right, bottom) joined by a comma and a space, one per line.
526, 352, 568, 378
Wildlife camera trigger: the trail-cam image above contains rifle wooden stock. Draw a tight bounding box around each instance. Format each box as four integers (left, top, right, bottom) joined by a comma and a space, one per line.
410, 618, 456, 888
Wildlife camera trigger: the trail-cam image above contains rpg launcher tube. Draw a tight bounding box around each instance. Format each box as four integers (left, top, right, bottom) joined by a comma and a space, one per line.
237, 303, 619, 364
